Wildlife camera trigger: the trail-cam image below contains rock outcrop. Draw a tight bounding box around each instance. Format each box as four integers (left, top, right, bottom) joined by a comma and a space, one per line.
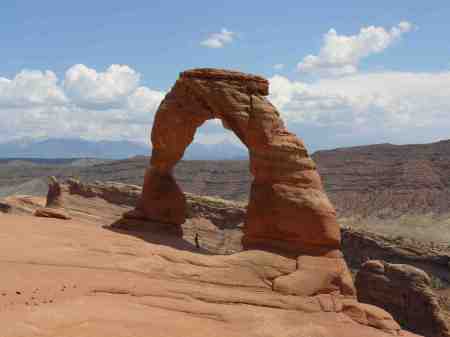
342, 227, 450, 283
125, 68, 340, 257
45, 176, 65, 208
0, 179, 425, 336
356, 260, 450, 337
34, 176, 71, 220
0, 212, 419, 337
0, 201, 11, 213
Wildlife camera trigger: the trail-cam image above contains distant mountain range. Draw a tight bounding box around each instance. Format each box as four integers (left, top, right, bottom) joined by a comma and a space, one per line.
312, 139, 450, 233
0, 138, 248, 160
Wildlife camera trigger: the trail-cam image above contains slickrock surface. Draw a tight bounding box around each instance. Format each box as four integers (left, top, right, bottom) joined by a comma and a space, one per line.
131, 68, 341, 257
0, 179, 422, 336
0, 213, 418, 337
356, 260, 450, 337
1, 195, 46, 214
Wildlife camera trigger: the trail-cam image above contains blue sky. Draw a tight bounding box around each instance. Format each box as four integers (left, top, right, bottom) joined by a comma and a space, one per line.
1, 1, 450, 151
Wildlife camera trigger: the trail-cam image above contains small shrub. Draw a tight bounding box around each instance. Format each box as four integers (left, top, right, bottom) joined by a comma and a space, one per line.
429, 275, 449, 290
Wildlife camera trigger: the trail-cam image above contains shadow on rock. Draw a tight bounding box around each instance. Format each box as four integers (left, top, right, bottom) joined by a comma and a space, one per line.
104, 218, 212, 255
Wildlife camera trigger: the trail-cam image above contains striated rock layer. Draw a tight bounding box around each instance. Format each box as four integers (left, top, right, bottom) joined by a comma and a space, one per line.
129, 68, 341, 257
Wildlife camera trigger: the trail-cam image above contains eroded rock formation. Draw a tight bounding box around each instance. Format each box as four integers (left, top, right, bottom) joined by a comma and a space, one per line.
356, 260, 450, 337
0, 201, 12, 213
125, 68, 340, 257
34, 176, 71, 220
0, 179, 425, 336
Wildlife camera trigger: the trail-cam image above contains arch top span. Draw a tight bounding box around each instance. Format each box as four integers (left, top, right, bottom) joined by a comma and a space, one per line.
180, 68, 269, 96
127, 68, 341, 258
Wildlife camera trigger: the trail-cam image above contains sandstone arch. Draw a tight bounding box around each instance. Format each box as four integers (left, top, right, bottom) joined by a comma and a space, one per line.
128, 68, 341, 257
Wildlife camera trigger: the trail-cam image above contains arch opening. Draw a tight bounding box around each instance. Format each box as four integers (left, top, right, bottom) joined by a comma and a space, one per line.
174, 119, 250, 201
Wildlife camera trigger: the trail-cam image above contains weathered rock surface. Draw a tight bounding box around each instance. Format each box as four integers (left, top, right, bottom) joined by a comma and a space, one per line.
7, 179, 449, 283
0, 213, 418, 337
130, 68, 341, 257
0, 178, 423, 336
356, 260, 450, 337
34, 177, 71, 220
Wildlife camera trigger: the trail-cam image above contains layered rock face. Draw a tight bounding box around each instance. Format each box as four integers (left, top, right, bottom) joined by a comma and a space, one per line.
129, 68, 340, 257
356, 260, 450, 337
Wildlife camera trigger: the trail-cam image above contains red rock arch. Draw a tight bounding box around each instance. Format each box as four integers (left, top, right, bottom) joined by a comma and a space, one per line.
130, 68, 341, 257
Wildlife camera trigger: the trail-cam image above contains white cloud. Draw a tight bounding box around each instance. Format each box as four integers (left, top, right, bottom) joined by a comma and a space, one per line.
201, 28, 235, 48
1, 63, 450, 150
298, 21, 414, 76
0, 64, 165, 143
127, 87, 164, 114
64, 64, 140, 109
269, 71, 450, 146
0, 70, 67, 108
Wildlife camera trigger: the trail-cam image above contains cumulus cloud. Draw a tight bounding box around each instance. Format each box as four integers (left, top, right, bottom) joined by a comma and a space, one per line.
64, 64, 141, 109
0, 70, 67, 108
298, 21, 414, 76
0, 64, 165, 143
269, 71, 450, 147
201, 28, 235, 48
1, 63, 449, 151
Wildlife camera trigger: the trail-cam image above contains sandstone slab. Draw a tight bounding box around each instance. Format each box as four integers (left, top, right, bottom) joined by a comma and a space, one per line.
0, 214, 419, 337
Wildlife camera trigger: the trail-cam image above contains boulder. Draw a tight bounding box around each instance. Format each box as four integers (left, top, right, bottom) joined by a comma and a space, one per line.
356, 260, 450, 337
34, 207, 71, 220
